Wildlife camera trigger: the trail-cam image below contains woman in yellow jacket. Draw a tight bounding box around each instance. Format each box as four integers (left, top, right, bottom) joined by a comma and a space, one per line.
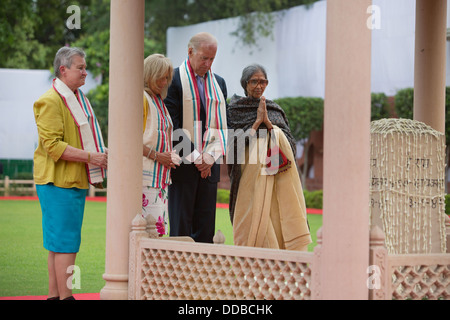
33, 47, 107, 300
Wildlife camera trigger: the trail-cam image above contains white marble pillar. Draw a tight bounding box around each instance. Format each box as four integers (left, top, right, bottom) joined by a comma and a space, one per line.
320, 0, 372, 299
413, 0, 447, 134
100, 0, 144, 300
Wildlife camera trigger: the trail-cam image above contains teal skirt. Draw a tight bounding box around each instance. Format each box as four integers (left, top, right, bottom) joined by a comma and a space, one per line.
36, 184, 87, 253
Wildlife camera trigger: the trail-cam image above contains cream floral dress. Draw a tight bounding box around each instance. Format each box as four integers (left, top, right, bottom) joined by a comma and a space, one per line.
142, 184, 169, 236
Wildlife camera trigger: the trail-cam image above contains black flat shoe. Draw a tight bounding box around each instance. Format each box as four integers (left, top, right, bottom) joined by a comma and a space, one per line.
62, 296, 76, 300
46, 296, 59, 300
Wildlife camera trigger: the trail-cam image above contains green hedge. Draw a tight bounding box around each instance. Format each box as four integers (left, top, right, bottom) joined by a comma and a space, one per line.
0, 160, 33, 179
394, 86, 450, 146
218, 189, 449, 215
217, 189, 230, 204
446, 194, 450, 216
217, 188, 324, 209
273, 93, 393, 142
371, 92, 391, 121
274, 96, 324, 142
303, 190, 323, 209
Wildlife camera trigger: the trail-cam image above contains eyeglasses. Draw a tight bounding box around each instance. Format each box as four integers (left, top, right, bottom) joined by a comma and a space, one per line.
247, 79, 269, 87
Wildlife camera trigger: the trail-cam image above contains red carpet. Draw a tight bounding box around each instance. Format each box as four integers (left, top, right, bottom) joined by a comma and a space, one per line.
0, 293, 100, 300
0, 196, 322, 214
0, 196, 106, 202
0, 196, 322, 301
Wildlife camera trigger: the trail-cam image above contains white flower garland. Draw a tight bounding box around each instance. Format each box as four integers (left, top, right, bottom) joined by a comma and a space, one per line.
370, 118, 446, 254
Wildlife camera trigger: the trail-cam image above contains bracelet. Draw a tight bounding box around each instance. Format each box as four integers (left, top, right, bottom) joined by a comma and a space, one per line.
154, 152, 158, 161
87, 151, 91, 163
146, 146, 153, 159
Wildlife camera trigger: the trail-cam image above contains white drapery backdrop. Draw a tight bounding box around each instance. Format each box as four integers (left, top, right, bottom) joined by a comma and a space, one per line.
0, 69, 100, 159
167, 0, 450, 99
1, 0, 449, 160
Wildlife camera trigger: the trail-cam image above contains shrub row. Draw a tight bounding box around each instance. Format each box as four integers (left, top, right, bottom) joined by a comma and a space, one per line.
217, 188, 323, 209
218, 189, 450, 215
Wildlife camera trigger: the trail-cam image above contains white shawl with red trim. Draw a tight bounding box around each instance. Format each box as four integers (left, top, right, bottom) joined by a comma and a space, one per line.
179, 59, 227, 160
143, 91, 173, 188
53, 78, 106, 185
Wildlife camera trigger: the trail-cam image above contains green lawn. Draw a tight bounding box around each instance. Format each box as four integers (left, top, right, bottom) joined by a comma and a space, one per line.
0, 199, 322, 297
0, 200, 107, 297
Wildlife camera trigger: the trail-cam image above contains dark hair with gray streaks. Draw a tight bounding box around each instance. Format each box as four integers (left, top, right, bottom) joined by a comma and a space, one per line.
240, 64, 268, 96
53, 47, 86, 78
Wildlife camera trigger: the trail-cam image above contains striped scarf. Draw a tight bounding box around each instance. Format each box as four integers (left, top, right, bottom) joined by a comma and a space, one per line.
179, 59, 227, 158
143, 91, 173, 188
52, 78, 106, 186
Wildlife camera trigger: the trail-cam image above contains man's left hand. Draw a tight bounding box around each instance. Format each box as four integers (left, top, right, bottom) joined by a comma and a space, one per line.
195, 153, 214, 176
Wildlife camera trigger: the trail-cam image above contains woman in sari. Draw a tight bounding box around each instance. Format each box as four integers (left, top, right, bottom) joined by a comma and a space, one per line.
227, 64, 312, 251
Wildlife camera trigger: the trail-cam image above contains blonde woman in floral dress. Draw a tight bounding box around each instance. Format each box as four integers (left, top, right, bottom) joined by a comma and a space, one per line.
142, 54, 181, 236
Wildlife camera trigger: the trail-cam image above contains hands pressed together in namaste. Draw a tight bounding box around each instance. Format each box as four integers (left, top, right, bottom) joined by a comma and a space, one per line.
252, 96, 273, 132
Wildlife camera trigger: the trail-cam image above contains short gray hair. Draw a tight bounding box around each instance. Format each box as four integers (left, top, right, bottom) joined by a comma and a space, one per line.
240, 64, 268, 96
53, 47, 86, 78
188, 32, 218, 53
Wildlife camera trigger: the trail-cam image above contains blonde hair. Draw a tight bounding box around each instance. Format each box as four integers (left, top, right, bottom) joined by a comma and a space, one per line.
144, 54, 173, 99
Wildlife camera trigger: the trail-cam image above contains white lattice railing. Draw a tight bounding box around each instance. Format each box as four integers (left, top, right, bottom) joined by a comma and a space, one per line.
128, 214, 315, 300
130, 215, 450, 300
370, 225, 450, 300
388, 254, 450, 300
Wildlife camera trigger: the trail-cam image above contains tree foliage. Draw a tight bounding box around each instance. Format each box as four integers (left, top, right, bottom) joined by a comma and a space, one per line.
1, 0, 319, 70
0, 0, 91, 69
274, 97, 324, 142
145, 0, 318, 50
371, 92, 391, 121
274, 97, 323, 187
394, 87, 450, 146
394, 88, 414, 120
1, 0, 320, 146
